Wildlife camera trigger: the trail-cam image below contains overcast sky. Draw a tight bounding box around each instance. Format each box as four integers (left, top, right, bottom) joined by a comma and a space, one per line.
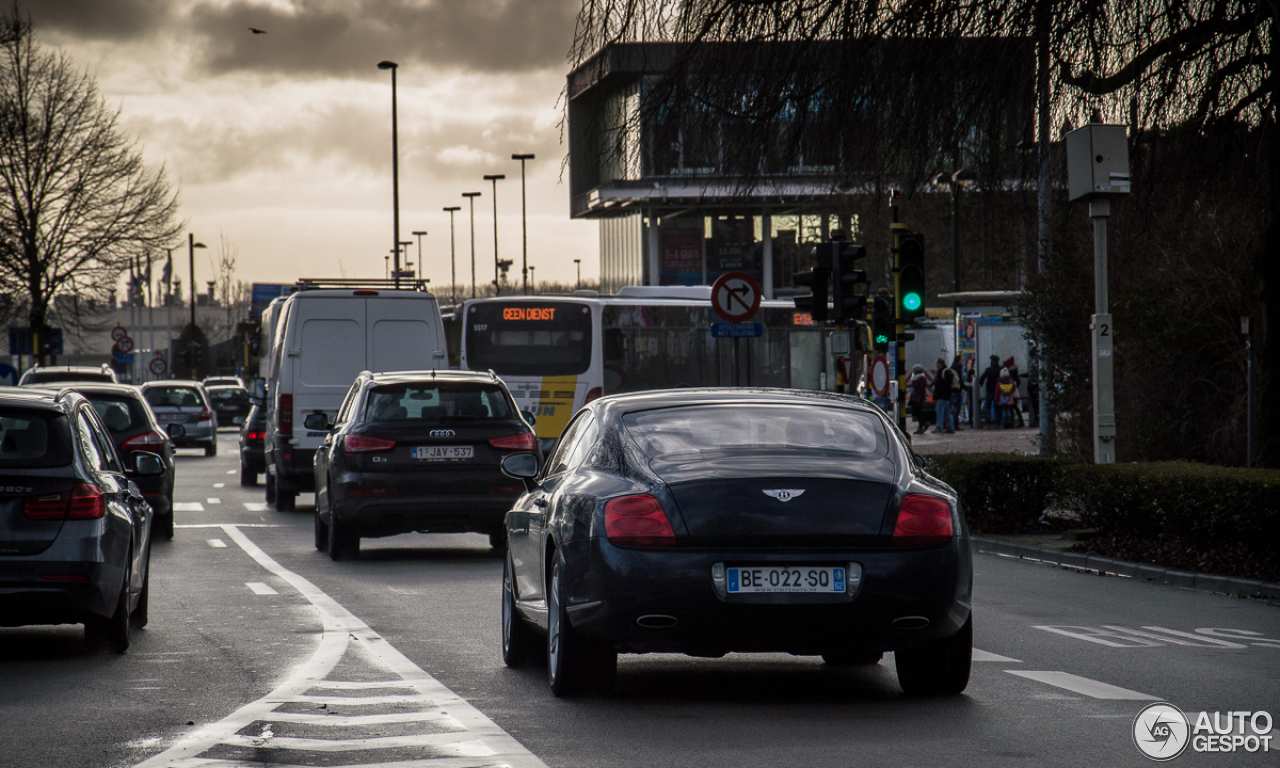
28, 0, 597, 299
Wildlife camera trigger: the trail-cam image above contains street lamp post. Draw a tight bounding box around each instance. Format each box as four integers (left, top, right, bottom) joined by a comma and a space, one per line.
512, 154, 534, 295
443, 207, 460, 305
462, 192, 482, 298
932, 167, 976, 295
574, 258, 581, 290
399, 241, 413, 277
483, 174, 505, 295
188, 234, 206, 330
377, 60, 401, 288
411, 230, 427, 282
529, 265, 535, 289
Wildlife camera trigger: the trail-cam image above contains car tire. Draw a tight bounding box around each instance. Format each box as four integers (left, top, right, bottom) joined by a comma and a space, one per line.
314, 508, 329, 552
894, 615, 972, 695
328, 511, 359, 561
489, 530, 506, 551
204, 441, 217, 457
85, 565, 131, 654
276, 488, 296, 512
240, 463, 256, 486
130, 546, 150, 630
502, 551, 542, 668
265, 472, 277, 505
547, 555, 616, 696
821, 650, 883, 666
157, 509, 174, 541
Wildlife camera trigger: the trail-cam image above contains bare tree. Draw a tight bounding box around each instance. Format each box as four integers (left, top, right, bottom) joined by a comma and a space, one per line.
0, 5, 181, 361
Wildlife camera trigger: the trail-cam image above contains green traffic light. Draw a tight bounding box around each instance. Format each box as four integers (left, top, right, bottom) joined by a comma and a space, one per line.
902, 292, 922, 311
875, 334, 889, 344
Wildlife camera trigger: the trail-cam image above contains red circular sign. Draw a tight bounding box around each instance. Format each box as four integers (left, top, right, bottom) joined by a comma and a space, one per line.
149, 356, 167, 376
110, 325, 128, 342
870, 355, 890, 397
116, 335, 134, 353
710, 271, 762, 323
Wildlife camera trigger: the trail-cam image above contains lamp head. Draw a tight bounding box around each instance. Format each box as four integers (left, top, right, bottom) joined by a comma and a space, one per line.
377, 61, 398, 70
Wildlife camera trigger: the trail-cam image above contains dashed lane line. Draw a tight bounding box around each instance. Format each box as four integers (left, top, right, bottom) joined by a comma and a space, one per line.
1006, 671, 1159, 700
207, 498, 222, 505
213, 483, 225, 488
173, 502, 205, 512
242, 502, 269, 512
132, 524, 548, 768
245, 582, 278, 595
972, 649, 1021, 663
206, 539, 227, 549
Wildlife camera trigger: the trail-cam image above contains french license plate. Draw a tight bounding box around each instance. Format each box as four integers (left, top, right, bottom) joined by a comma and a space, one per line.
727, 566, 846, 594
411, 445, 473, 461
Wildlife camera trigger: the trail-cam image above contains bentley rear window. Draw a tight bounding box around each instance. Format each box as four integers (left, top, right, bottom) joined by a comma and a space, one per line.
624, 404, 887, 458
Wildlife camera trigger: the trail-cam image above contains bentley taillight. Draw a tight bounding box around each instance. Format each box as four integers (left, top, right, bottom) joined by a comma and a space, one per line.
892, 494, 954, 546
604, 494, 676, 547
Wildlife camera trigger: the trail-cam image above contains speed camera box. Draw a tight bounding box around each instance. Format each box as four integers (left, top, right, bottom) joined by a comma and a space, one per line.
1067, 124, 1131, 202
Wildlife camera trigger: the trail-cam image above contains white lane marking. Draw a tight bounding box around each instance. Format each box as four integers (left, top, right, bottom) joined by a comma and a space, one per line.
245, 582, 277, 595
206, 539, 227, 548
973, 649, 1021, 663
176, 524, 280, 528
242, 502, 269, 512
1007, 671, 1159, 700
131, 524, 548, 768
207, 498, 222, 505
226, 470, 236, 475
173, 502, 205, 512
213, 483, 225, 488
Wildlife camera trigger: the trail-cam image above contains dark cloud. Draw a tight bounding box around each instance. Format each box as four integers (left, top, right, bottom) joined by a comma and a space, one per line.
190, 0, 580, 78
25, 0, 175, 40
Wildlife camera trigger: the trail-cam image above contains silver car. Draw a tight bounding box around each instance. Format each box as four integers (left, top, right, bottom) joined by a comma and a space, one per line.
140, 381, 218, 456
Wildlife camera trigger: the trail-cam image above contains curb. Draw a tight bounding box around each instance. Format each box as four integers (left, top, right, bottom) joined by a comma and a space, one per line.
971, 536, 1280, 600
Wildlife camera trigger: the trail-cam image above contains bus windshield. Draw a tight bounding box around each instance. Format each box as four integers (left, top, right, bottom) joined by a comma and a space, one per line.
465, 302, 593, 376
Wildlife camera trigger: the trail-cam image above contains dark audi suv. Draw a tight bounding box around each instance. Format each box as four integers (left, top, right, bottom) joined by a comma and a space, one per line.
310, 370, 540, 561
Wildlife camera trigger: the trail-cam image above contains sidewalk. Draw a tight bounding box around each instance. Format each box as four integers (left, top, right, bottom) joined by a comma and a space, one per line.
908, 421, 1043, 455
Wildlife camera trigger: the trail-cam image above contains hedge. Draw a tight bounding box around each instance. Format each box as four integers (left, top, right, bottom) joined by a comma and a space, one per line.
923, 454, 1280, 552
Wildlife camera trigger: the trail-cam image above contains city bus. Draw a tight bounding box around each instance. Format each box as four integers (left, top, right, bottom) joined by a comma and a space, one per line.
459, 286, 829, 444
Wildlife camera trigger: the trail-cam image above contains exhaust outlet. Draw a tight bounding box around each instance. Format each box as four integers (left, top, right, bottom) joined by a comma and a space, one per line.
892, 616, 930, 631
635, 614, 679, 630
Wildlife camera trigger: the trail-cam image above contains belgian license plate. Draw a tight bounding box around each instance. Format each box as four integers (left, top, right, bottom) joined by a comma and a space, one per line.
411, 445, 473, 461
159, 413, 185, 422
727, 566, 846, 594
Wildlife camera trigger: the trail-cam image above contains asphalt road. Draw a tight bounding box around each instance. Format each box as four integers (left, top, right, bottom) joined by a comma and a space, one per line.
1, 430, 1277, 768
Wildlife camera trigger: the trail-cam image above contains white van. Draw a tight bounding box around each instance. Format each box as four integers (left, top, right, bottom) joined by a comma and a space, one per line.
260, 283, 447, 510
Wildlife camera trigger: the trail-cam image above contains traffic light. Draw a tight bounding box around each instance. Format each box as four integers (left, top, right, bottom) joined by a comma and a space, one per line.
872, 295, 893, 353
792, 260, 831, 324
831, 242, 868, 322
897, 232, 926, 322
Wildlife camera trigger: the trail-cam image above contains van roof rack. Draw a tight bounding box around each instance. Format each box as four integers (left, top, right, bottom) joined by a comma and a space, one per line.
294, 278, 432, 292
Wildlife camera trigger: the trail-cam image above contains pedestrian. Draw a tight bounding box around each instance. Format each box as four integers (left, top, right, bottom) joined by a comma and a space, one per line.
1027, 350, 1041, 428
997, 368, 1017, 428
1004, 356, 1025, 427
908, 364, 929, 434
950, 355, 965, 430
977, 354, 1002, 424
933, 361, 957, 433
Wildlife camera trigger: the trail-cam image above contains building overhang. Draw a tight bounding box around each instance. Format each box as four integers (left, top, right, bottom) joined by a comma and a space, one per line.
573, 177, 876, 219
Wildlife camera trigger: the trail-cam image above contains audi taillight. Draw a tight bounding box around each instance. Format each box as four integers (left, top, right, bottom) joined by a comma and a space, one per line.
892, 494, 954, 546
489, 432, 536, 450
278, 394, 293, 436
584, 386, 603, 405
344, 435, 395, 453
198, 405, 213, 422
122, 431, 164, 451
604, 494, 676, 547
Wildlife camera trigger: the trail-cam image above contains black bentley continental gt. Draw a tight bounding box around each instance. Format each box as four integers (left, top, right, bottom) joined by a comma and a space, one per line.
499, 388, 973, 697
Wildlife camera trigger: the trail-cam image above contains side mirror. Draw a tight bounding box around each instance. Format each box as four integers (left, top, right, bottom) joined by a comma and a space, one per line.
501, 453, 539, 491
303, 412, 330, 431
520, 410, 537, 426
250, 378, 266, 401
166, 423, 186, 439
130, 452, 164, 476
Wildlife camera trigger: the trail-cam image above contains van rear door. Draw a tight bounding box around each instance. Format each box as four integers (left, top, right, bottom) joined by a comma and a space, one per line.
293, 297, 366, 448
367, 296, 444, 373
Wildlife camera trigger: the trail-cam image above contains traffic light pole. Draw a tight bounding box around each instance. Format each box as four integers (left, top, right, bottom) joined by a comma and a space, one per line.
892, 220, 907, 431
1090, 199, 1116, 463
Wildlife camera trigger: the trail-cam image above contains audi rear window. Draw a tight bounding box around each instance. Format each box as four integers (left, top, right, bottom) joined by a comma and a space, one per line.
364, 383, 514, 423
144, 387, 203, 408
623, 404, 888, 459
0, 408, 74, 468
